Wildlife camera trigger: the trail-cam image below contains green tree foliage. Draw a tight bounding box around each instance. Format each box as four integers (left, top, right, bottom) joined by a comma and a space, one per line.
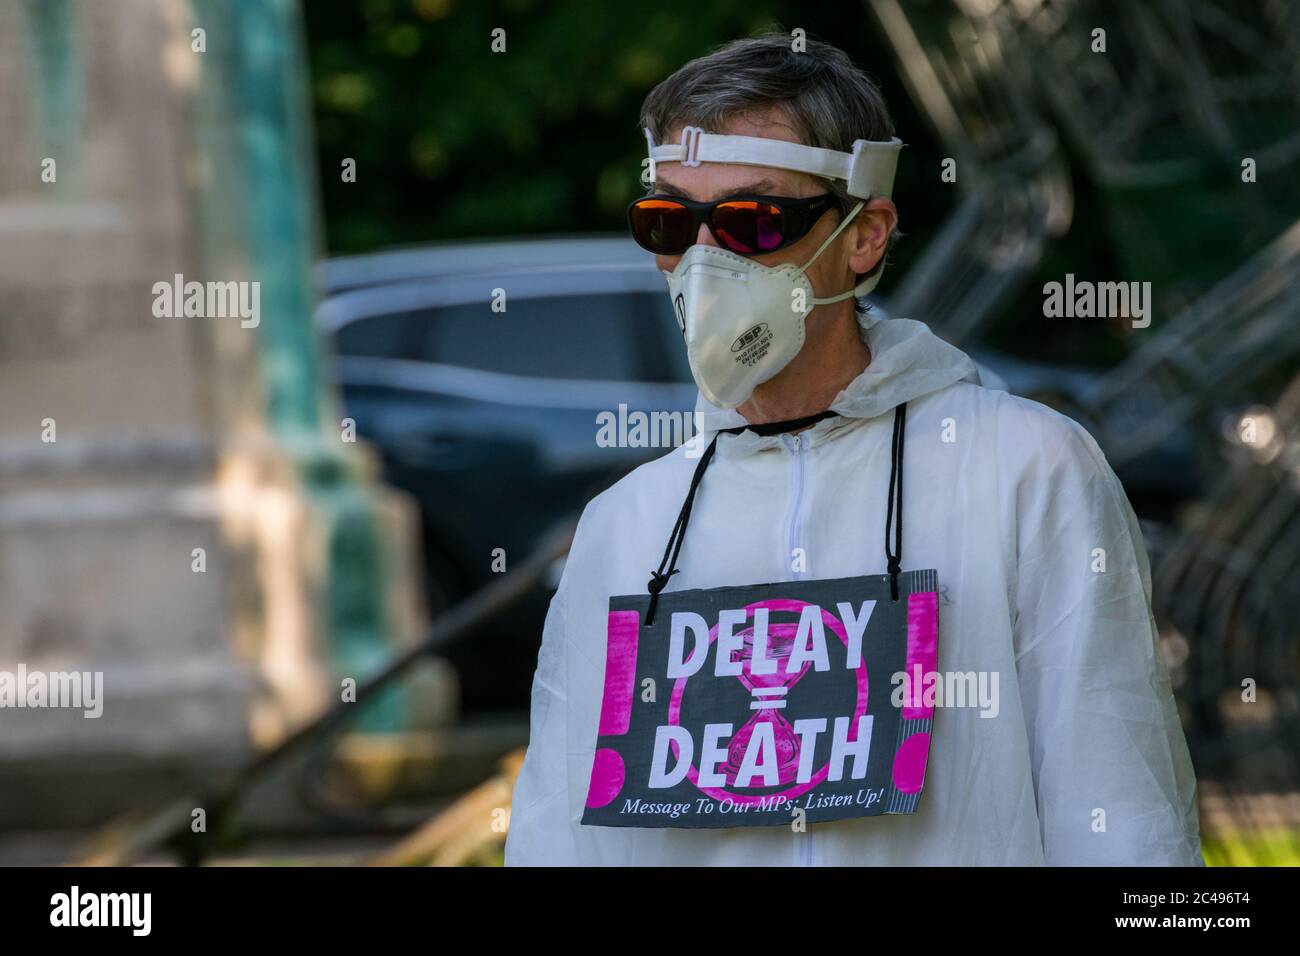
304, 0, 948, 261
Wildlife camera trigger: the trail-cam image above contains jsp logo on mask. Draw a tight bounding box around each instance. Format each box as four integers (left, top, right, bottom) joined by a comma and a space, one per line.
730, 323, 774, 368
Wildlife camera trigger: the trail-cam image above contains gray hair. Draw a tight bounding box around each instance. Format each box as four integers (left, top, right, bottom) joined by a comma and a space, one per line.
639, 33, 900, 299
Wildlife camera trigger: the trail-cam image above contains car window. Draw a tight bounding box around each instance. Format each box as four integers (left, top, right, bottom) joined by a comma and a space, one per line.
333, 311, 424, 359
415, 292, 676, 382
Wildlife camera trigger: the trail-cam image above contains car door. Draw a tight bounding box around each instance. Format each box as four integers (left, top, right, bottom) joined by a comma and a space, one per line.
321, 259, 696, 710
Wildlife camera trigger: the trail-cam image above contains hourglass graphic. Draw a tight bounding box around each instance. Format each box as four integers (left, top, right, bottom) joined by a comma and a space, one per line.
720, 612, 809, 786
669, 598, 869, 805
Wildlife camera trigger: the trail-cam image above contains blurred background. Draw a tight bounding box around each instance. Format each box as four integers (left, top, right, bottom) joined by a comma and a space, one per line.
1, 0, 1299, 866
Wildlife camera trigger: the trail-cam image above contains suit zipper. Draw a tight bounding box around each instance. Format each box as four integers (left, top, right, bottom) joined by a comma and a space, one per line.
782, 432, 815, 867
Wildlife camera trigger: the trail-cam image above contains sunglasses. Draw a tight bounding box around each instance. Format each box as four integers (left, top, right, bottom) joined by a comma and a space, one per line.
627, 193, 840, 257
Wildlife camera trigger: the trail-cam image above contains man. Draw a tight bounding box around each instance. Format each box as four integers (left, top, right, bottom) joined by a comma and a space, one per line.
506, 34, 1201, 865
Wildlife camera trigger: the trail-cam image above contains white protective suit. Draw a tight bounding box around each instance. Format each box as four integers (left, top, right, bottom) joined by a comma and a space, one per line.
506, 309, 1202, 866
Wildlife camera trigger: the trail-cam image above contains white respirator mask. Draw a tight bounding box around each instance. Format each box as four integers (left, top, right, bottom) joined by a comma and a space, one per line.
645, 127, 903, 409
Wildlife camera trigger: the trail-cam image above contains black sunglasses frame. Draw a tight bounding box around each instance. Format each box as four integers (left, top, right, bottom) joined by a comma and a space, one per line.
627, 193, 842, 256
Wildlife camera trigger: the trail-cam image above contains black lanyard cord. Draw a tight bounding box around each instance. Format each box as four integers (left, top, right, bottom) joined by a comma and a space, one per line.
884, 402, 907, 601
645, 431, 721, 626
644, 405, 907, 626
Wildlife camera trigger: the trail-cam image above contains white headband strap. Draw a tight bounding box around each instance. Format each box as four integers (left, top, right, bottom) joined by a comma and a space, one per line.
646, 127, 904, 200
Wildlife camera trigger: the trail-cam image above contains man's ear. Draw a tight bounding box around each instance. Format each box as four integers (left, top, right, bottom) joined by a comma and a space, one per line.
847, 198, 898, 276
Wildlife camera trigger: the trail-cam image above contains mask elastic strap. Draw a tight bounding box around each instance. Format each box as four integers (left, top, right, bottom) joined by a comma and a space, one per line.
800, 200, 864, 272
797, 201, 873, 306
